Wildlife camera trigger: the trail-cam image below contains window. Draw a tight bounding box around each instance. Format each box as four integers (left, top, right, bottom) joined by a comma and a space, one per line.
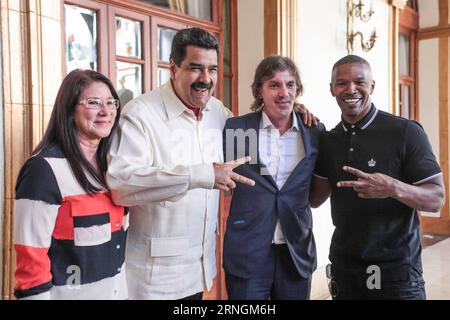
109, 8, 151, 106
153, 21, 182, 88
62, 0, 235, 111
398, 31, 414, 119
137, 0, 212, 21
222, 0, 232, 109
64, 5, 98, 72
398, 0, 418, 120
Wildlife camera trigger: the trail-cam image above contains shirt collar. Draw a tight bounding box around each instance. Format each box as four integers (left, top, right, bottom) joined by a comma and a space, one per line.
341, 104, 378, 132
260, 110, 300, 131
161, 80, 211, 120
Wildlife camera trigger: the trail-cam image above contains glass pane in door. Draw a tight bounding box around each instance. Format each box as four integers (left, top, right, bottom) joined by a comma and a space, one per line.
223, 0, 231, 73
158, 68, 171, 87
404, 85, 410, 119
158, 27, 177, 63
64, 5, 98, 72
399, 33, 410, 76
116, 17, 141, 58
116, 61, 142, 106
137, 0, 212, 21
224, 76, 231, 110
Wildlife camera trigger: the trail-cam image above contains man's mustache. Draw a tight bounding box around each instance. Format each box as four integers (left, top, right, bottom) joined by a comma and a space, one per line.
191, 82, 213, 90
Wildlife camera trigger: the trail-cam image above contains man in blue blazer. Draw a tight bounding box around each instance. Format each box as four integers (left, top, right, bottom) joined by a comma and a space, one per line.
222, 55, 324, 300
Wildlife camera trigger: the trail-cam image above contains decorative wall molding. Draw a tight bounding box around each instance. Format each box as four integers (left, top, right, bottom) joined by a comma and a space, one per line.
1, 0, 62, 299
264, 0, 297, 58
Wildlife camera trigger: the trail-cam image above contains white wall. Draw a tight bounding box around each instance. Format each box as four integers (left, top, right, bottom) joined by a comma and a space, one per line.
296, 0, 391, 267
418, 0, 439, 28
419, 39, 440, 163
237, 0, 264, 116
417, 38, 441, 218
417, 2, 441, 218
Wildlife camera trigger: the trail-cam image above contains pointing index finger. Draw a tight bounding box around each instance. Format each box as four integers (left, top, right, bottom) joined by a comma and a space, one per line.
337, 180, 363, 188
343, 166, 369, 179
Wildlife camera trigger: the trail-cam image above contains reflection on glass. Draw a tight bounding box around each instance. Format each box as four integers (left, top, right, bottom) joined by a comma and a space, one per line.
158, 68, 171, 87
137, 0, 211, 21
64, 5, 97, 72
116, 17, 141, 58
399, 33, 409, 76
116, 61, 142, 105
224, 76, 231, 110
404, 85, 410, 119
223, 0, 231, 73
158, 27, 177, 63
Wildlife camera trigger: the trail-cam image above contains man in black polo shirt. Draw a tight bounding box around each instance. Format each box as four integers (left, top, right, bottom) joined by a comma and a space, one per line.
310, 55, 445, 300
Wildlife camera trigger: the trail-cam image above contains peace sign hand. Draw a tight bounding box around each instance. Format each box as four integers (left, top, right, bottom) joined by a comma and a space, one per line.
336, 166, 396, 199
213, 156, 256, 192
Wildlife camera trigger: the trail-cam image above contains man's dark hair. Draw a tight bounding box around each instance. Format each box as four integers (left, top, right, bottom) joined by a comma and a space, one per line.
251, 55, 303, 112
170, 27, 220, 66
32, 69, 121, 194
332, 54, 371, 74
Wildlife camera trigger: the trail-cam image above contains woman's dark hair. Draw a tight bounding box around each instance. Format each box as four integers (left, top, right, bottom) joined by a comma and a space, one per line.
250, 55, 303, 112
170, 27, 220, 66
32, 69, 121, 194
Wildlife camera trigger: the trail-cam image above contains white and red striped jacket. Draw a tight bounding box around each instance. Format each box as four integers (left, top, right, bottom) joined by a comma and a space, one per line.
14, 143, 128, 299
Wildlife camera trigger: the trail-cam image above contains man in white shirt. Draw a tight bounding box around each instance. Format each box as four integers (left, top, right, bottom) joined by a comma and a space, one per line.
106, 28, 254, 300
223, 55, 324, 300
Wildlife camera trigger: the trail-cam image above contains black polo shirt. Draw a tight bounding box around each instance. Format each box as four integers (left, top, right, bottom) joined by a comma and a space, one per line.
315, 104, 442, 281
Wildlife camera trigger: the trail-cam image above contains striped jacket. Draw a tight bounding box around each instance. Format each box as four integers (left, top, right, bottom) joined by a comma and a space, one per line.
14, 143, 128, 299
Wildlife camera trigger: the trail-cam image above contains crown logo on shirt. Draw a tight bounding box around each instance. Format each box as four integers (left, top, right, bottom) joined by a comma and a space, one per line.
368, 158, 376, 167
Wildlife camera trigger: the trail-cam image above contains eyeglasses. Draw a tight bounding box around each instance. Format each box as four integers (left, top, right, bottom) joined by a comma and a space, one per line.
78, 98, 120, 110
325, 264, 338, 298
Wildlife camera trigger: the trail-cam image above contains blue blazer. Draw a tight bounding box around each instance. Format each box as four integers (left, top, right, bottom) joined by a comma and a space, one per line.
222, 111, 324, 279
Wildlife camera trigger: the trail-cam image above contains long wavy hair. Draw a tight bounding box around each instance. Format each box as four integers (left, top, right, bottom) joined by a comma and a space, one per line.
250, 55, 303, 112
32, 69, 121, 194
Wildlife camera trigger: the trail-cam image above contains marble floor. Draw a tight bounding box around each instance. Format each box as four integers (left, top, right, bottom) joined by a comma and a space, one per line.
422, 237, 450, 300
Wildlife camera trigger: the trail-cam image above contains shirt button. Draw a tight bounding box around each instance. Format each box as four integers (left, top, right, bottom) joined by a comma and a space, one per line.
351, 125, 355, 128
116, 245, 121, 249
116, 222, 120, 227
118, 267, 121, 272
114, 290, 117, 295
352, 132, 356, 135
350, 148, 354, 152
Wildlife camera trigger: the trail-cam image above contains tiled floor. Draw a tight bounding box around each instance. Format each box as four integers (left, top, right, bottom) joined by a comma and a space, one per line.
422, 237, 450, 300
311, 235, 450, 300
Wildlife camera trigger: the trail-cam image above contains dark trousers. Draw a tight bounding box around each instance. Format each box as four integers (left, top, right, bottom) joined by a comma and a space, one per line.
226, 244, 312, 300
327, 264, 426, 300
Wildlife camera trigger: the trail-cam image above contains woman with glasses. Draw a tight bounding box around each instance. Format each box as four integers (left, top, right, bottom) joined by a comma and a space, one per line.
13, 69, 128, 299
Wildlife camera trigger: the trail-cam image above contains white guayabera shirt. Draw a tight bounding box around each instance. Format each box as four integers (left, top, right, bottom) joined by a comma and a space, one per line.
107, 81, 232, 299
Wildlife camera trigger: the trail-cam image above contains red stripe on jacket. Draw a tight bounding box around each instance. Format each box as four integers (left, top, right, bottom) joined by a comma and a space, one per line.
14, 245, 52, 291
52, 192, 125, 240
